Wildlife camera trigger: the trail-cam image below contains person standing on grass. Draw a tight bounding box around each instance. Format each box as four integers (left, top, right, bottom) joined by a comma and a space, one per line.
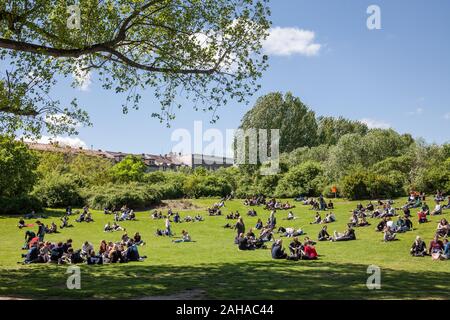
165, 217, 172, 236
36, 220, 45, 242
234, 217, 245, 236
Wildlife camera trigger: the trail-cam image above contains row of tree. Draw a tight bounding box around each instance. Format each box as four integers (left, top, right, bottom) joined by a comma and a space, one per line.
1, 92, 449, 214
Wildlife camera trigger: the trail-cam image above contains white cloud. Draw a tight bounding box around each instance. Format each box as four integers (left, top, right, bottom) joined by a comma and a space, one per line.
263, 27, 321, 57
407, 107, 424, 116
360, 118, 391, 129
23, 136, 87, 149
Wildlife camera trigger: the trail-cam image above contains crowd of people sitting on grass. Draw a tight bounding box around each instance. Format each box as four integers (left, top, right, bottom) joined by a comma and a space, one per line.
21, 232, 147, 264
243, 195, 266, 206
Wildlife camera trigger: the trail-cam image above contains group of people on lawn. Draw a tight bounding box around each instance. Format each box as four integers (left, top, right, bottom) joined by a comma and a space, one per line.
21, 232, 147, 265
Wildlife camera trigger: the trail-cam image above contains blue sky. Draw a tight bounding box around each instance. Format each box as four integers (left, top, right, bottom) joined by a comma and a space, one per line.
30, 0, 450, 154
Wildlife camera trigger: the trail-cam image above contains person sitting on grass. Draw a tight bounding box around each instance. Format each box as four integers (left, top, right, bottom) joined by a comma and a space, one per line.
402, 207, 411, 218
429, 235, 444, 260
172, 230, 191, 243
286, 211, 295, 220
383, 226, 397, 242
173, 212, 181, 223
431, 202, 443, 216
301, 241, 318, 260
60, 215, 73, 229
331, 227, 356, 242
443, 197, 450, 210
436, 219, 450, 238
124, 240, 146, 262
49, 242, 64, 264
418, 210, 428, 224
375, 217, 389, 232
441, 239, 450, 259
247, 209, 257, 217
328, 200, 334, 210
46, 222, 58, 234
318, 225, 330, 241
366, 202, 374, 212
310, 212, 322, 224
134, 232, 145, 246
271, 239, 287, 259
236, 233, 252, 250
288, 237, 303, 260
259, 227, 274, 242
357, 216, 370, 227
322, 212, 336, 224
76, 211, 86, 223
194, 214, 204, 222
410, 236, 427, 257
255, 218, 263, 230
18, 219, 26, 229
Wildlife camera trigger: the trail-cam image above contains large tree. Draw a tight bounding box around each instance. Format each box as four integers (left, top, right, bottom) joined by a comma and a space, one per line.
0, 0, 271, 137
239, 92, 318, 154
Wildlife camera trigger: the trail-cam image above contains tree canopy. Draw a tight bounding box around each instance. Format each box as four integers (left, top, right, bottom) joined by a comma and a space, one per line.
0, 0, 271, 137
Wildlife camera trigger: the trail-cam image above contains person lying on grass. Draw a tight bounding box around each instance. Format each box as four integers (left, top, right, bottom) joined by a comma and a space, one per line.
277, 226, 304, 238
318, 225, 330, 241
330, 227, 356, 242
411, 236, 427, 257
259, 226, 274, 243
173, 230, 192, 243
436, 219, 450, 238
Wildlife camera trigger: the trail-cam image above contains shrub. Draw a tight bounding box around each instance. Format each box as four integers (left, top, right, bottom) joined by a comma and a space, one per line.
0, 195, 43, 215
275, 161, 324, 197
84, 183, 162, 210
32, 174, 83, 208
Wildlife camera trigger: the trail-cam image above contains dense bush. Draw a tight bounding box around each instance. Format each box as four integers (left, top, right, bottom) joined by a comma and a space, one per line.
0, 195, 43, 215
275, 161, 324, 197
84, 183, 162, 210
32, 173, 84, 208
183, 175, 232, 198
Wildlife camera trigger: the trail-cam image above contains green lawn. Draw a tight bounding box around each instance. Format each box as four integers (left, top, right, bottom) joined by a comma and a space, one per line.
0, 198, 449, 300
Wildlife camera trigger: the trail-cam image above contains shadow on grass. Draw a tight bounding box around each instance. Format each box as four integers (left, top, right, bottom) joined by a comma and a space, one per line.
0, 260, 449, 300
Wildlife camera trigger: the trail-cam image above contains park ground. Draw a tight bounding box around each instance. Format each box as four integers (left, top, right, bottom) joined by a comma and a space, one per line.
0, 198, 449, 300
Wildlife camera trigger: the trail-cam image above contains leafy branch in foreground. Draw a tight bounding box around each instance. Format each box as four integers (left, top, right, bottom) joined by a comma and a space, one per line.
0, 0, 271, 136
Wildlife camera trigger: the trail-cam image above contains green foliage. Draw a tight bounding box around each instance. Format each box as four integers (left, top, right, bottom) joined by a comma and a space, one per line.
0, 0, 270, 136
183, 175, 232, 198
0, 195, 42, 215
32, 173, 83, 208
109, 155, 146, 183
317, 116, 369, 145
340, 168, 406, 200
0, 136, 38, 197
239, 92, 318, 153
84, 183, 163, 210
275, 161, 324, 197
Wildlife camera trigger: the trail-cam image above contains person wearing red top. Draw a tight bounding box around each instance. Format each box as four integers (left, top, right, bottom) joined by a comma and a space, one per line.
418, 211, 427, 224
302, 243, 318, 260
429, 235, 444, 255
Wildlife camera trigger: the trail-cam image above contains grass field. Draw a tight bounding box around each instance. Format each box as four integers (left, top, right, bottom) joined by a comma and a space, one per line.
0, 197, 449, 300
